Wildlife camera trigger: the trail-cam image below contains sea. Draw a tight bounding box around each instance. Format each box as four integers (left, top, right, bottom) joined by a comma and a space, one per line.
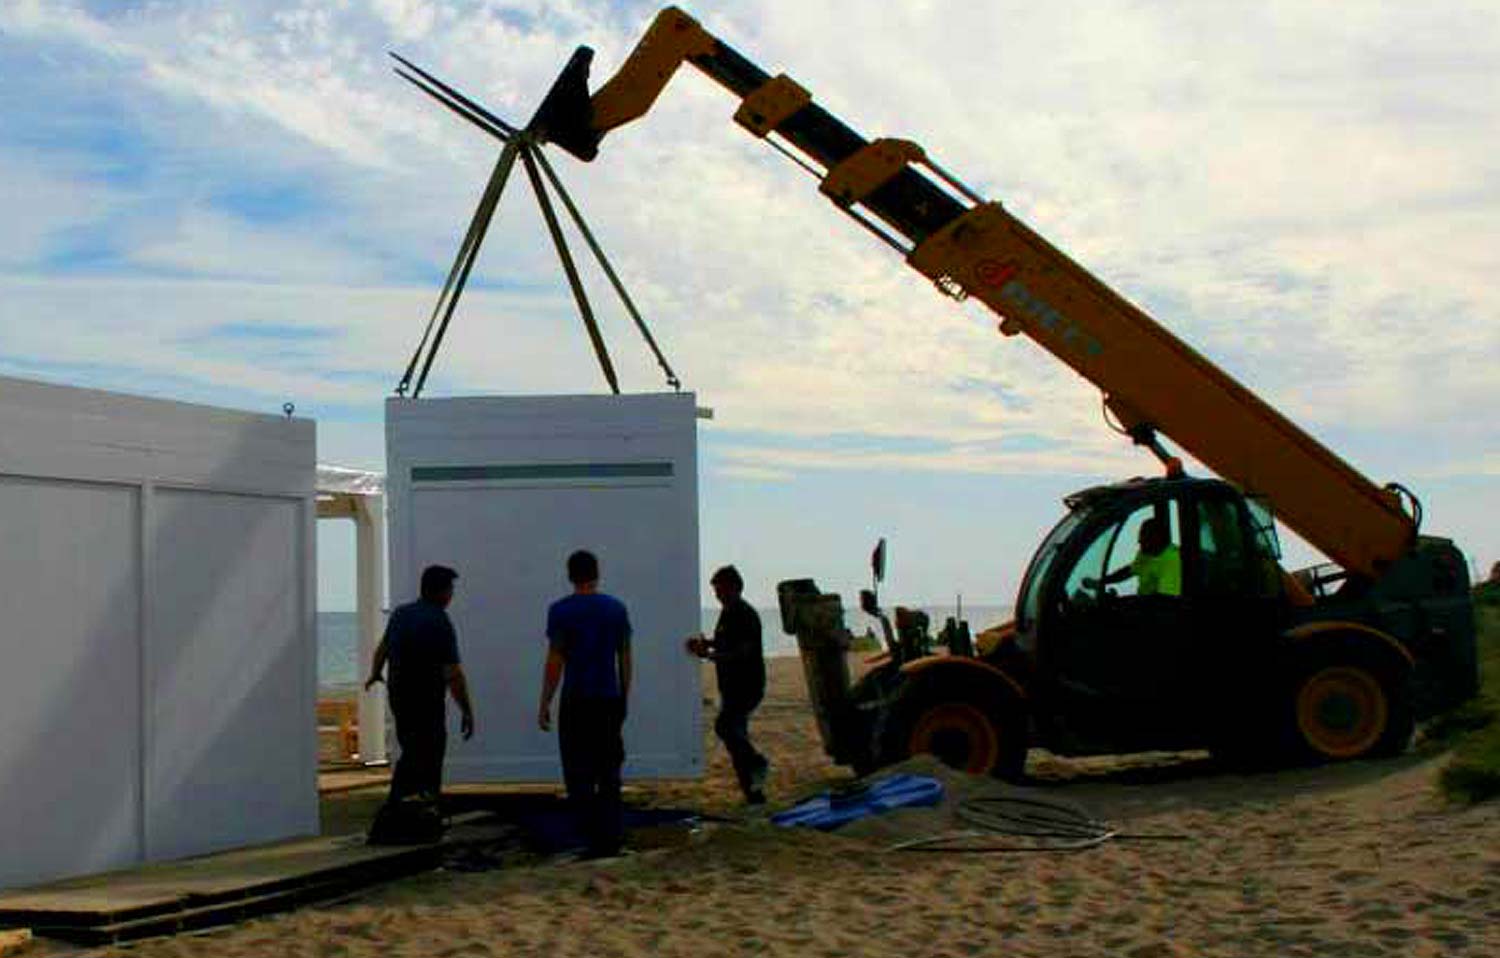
318, 604, 1012, 692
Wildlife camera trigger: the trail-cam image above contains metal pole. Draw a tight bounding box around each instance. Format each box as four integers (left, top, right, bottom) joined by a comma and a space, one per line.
520, 143, 621, 394
389, 53, 520, 136
395, 69, 509, 143
532, 146, 681, 390
354, 495, 388, 764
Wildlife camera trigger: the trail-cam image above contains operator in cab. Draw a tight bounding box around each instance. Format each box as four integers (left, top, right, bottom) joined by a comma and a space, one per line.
1086, 517, 1182, 597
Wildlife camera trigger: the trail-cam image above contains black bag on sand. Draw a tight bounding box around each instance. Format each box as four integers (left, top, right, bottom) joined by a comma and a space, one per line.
367, 794, 444, 845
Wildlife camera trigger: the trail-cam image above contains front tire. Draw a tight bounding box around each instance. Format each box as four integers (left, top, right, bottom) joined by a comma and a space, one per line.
894, 687, 1027, 781
1288, 659, 1412, 762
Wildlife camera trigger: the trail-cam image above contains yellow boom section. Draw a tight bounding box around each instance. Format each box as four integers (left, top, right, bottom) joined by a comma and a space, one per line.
533, 6, 1417, 578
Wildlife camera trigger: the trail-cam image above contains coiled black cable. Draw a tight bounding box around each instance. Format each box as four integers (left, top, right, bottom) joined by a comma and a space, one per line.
889, 793, 1191, 853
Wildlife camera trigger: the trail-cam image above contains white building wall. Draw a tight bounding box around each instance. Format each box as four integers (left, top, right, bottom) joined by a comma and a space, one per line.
0, 477, 143, 885
0, 376, 317, 890
386, 393, 703, 783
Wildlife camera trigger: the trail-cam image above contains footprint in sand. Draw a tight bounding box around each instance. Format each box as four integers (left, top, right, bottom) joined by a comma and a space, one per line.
1428, 930, 1471, 951
1331, 868, 1376, 883
1355, 904, 1404, 923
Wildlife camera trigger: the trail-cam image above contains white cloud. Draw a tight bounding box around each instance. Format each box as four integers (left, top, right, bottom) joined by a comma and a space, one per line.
127, 208, 390, 284
0, 149, 125, 267
713, 463, 796, 483
370, 0, 437, 43
1, 0, 1497, 491
718, 438, 1143, 481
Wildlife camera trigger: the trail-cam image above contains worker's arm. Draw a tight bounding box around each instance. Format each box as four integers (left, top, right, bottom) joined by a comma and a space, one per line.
618, 641, 632, 717
538, 647, 565, 732
364, 634, 390, 690
1083, 564, 1136, 590
445, 664, 475, 739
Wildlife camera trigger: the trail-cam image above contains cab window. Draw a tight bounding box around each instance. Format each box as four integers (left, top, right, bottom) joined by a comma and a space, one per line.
1196, 498, 1251, 597
1063, 501, 1182, 605
1017, 510, 1083, 629
1243, 496, 1285, 598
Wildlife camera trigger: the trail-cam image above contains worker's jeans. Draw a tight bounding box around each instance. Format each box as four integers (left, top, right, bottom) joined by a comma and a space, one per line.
715, 688, 767, 797
559, 696, 626, 856
389, 690, 447, 802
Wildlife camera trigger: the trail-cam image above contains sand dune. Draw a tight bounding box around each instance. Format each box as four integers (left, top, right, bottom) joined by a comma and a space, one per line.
102, 658, 1500, 958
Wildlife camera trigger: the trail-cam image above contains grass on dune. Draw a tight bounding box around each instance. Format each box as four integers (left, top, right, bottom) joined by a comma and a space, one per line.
1435, 588, 1500, 803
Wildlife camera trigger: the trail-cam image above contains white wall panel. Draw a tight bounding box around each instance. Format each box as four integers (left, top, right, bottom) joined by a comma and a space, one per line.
146, 490, 316, 861
0, 478, 142, 888
0, 375, 316, 890
387, 393, 702, 782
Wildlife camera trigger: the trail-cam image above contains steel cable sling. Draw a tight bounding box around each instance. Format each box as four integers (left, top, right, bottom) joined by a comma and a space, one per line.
391, 55, 681, 399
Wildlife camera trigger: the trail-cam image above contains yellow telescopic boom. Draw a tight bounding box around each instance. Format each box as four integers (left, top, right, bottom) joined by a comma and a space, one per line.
530, 6, 1418, 579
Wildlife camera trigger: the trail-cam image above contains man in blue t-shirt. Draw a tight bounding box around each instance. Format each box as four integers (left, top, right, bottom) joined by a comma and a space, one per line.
538, 550, 633, 857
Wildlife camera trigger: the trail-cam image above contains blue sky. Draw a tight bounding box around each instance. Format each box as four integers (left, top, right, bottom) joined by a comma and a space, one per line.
2, 0, 1498, 613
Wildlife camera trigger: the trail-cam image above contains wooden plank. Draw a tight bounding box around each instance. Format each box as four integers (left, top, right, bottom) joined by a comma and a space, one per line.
0, 835, 421, 926
0, 816, 508, 937
317, 768, 391, 795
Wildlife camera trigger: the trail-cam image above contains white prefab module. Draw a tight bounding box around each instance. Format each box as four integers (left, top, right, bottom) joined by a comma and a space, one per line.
0, 375, 317, 891
386, 393, 703, 782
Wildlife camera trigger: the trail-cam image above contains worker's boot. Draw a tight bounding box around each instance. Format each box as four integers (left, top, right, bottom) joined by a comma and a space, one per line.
745, 757, 770, 804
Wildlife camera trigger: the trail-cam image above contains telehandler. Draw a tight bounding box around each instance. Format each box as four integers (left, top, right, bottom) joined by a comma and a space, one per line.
524, 7, 1477, 775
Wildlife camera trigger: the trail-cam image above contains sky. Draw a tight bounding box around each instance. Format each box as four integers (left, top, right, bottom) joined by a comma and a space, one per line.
2, 0, 1498, 614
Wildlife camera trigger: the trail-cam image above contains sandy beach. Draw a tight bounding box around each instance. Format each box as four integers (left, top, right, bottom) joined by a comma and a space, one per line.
107, 657, 1500, 958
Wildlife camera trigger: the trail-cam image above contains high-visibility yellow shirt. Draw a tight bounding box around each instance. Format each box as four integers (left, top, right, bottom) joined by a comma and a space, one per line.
1131, 544, 1182, 596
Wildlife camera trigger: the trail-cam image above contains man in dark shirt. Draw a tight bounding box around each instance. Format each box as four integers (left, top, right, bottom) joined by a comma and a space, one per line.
688, 565, 769, 804
366, 564, 475, 802
538, 550, 633, 858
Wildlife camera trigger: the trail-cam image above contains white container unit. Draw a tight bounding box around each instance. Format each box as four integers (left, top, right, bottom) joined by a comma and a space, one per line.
0, 375, 317, 890
385, 393, 703, 782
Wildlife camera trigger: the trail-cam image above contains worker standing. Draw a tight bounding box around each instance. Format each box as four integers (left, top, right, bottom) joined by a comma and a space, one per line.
538, 550, 633, 858
687, 565, 769, 804
365, 564, 475, 803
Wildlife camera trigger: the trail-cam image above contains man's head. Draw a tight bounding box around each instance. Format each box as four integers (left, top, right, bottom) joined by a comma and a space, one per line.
420, 564, 458, 607
1137, 518, 1170, 556
710, 564, 744, 605
567, 550, 600, 591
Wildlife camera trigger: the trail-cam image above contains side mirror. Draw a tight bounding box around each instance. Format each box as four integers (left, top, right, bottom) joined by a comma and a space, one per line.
871, 537, 887, 585
859, 589, 879, 616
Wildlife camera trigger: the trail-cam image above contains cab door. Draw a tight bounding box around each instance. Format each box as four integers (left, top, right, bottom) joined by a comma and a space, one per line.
1178, 489, 1286, 728
1046, 495, 1195, 751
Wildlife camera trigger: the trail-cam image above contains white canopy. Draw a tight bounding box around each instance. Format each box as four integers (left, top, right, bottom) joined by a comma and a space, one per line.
316, 464, 384, 497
